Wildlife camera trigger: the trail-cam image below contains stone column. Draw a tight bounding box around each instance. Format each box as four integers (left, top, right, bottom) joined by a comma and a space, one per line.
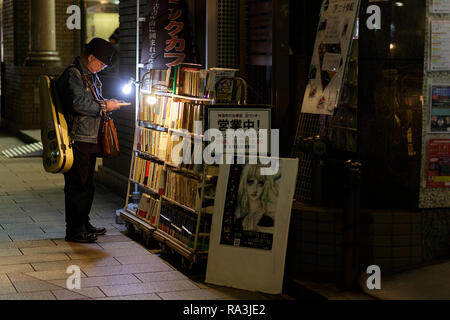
25, 0, 61, 66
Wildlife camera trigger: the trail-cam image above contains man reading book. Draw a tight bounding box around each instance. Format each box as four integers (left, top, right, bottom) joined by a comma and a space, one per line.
56, 38, 123, 243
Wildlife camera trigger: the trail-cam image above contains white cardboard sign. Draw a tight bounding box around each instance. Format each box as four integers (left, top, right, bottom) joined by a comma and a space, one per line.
205, 158, 299, 294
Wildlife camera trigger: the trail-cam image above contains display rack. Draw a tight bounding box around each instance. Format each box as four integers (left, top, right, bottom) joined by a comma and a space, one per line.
119, 65, 221, 265
118, 1, 245, 265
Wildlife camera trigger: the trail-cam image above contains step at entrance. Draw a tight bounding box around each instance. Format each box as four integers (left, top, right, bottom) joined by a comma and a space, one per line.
1, 142, 43, 158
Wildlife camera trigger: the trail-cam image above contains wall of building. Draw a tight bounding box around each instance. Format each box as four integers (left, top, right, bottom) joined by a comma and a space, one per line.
1, 0, 82, 131
419, 0, 450, 208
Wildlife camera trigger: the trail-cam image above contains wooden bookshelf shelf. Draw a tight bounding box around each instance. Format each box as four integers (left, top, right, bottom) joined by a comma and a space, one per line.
138, 121, 169, 132
119, 209, 156, 233
122, 67, 241, 264
161, 195, 197, 214
135, 150, 165, 164
130, 179, 161, 196
169, 128, 204, 139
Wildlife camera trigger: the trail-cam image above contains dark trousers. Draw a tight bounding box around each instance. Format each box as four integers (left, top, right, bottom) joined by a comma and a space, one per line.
64, 145, 98, 234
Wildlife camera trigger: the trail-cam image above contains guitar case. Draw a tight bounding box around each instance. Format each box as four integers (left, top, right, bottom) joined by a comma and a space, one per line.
39, 75, 74, 174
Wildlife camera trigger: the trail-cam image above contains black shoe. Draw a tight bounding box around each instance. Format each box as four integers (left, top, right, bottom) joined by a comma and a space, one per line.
86, 222, 107, 236
65, 232, 98, 243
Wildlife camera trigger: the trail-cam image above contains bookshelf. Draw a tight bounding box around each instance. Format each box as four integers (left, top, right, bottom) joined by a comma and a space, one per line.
119, 67, 226, 265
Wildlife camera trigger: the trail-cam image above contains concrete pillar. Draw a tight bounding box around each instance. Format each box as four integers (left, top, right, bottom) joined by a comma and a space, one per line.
25, 0, 61, 66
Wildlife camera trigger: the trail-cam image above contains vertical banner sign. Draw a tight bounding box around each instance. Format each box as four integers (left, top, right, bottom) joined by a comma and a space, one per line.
301, 0, 360, 115
141, 0, 199, 70
427, 139, 450, 188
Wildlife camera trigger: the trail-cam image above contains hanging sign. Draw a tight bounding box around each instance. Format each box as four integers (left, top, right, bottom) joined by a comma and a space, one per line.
141, 0, 199, 70
206, 158, 299, 294
301, 0, 360, 115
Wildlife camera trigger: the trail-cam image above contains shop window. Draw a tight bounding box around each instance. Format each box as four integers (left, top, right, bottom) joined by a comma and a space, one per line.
85, 0, 119, 43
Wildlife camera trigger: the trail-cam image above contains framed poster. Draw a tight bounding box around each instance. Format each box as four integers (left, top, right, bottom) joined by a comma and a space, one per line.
430, 20, 450, 71
205, 105, 272, 156
431, 0, 450, 14
430, 85, 450, 132
427, 139, 450, 188
301, 0, 360, 115
205, 158, 299, 294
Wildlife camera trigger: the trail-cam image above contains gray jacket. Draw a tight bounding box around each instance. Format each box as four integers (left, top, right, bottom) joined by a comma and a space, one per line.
56, 57, 104, 144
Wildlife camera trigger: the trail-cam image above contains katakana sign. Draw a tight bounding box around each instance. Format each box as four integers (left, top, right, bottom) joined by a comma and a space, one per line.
141, 0, 199, 70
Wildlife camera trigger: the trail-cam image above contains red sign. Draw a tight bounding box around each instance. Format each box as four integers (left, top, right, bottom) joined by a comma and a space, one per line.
427, 139, 450, 188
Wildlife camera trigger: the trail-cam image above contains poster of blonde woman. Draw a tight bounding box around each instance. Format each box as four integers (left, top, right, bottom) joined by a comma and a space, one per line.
206, 158, 298, 294
220, 164, 282, 251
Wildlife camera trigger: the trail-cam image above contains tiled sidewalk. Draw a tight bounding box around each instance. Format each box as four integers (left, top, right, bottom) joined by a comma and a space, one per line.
0, 132, 277, 300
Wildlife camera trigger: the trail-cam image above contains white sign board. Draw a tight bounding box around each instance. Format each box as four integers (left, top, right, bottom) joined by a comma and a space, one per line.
206, 106, 271, 155
205, 158, 299, 294
430, 20, 450, 71
432, 0, 450, 14
301, 0, 360, 115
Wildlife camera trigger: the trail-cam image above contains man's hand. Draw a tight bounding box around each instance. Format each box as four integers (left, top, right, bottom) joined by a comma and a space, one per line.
105, 99, 123, 112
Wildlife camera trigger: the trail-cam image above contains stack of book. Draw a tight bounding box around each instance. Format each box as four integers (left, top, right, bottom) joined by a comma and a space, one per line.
159, 204, 211, 250
167, 102, 203, 132
144, 69, 171, 92
140, 95, 173, 126
165, 170, 201, 210
138, 128, 169, 160
132, 157, 166, 194
136, 193, 159, 226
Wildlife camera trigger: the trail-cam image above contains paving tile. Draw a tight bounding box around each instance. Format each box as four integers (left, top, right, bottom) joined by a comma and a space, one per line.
0, 217, 34, 224
83, 262, 173, 277
95, 293, 161, 300
0, 240, 56, 249
25, 270, 87, 281
0, 274, 16, 295
48, 274, 141, 288
100, 279, 199, 297
96, 241, 139, 250
0, 264, 34, 273
32, 257, 121, 272
67, 247, 151, 260
27, 216, 66, 223
158, 289, 221, 300
7, 273, 63, 293
0, 235, 12, 242
0, 291, 56, 300
21, 244, 102, 255
51, 288, 105, 300
9, 234, 53, 241
94, 235, 132, 243
114, 254, 165, 265
2, 227, 45, 234
134, 271, 188, 283
0, 253, 70, 266
0, 248, 22, 257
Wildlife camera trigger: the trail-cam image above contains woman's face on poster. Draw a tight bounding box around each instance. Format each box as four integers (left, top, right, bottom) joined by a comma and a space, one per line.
247, 178, 264, 201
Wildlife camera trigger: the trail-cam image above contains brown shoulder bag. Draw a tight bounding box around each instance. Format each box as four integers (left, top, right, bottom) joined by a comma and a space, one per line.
83, 74, 120, 159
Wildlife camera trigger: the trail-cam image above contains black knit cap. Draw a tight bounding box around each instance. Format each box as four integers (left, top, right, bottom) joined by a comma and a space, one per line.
85, 38, 115, 66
